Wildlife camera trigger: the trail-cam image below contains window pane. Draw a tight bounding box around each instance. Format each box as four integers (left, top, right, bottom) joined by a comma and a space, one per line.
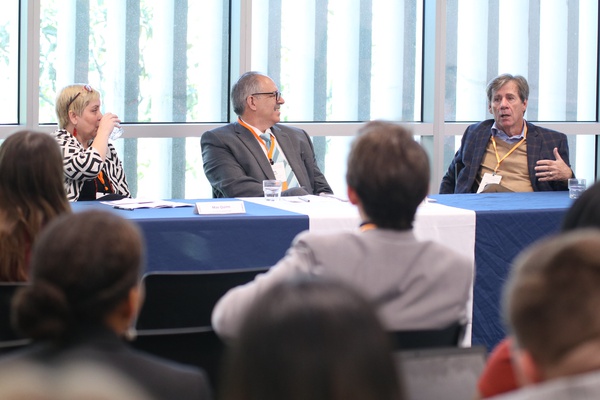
39, 0, 230, 125
0, 1, 19, 124
251, 0, 423, 122
445, 0, 598, 122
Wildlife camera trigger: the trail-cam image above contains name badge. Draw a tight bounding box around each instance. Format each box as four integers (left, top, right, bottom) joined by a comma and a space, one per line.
194, 201, 246, 215
272, 161, 286, 182
477, 173, 502, 193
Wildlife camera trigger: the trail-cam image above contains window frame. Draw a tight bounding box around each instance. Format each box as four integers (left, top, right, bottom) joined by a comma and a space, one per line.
4, 0, 599, 196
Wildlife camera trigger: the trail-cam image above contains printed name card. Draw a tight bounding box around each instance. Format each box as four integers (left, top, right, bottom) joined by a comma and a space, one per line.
194, 201, 246, 215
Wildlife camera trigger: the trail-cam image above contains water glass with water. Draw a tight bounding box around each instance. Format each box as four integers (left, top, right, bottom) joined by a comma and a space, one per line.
263, 180, 282, 201
110, 126, 124, 140
568, 178, 586, 199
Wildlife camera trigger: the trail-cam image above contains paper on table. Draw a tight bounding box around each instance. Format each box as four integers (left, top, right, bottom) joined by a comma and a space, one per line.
101, 198, 193, 210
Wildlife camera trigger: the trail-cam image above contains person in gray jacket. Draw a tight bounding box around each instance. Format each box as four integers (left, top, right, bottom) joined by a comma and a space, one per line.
212, 120, 473, 339
201, 71, 332, 198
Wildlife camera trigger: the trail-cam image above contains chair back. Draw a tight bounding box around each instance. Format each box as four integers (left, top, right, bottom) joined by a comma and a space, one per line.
135, 267, 269, 330
389, 321, 465, 350
395, 345, 487, 400
0, 283, 27, 342
131, 327, 224, 392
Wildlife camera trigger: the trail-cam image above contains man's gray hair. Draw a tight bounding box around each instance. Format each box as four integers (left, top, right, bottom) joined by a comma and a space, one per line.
231, 71, 265, 116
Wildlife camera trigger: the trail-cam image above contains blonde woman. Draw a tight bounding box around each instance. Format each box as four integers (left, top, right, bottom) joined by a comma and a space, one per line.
54, 84, 130, 201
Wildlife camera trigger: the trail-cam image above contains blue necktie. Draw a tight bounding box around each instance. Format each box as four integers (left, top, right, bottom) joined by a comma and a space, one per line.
259, 133, 272, 151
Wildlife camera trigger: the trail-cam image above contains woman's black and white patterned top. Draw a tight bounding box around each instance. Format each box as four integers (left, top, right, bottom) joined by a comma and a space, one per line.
54, 129, 131, 201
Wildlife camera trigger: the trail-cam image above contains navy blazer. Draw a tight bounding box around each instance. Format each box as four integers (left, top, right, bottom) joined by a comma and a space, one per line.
201, 122, 333, 198
439, 120, 571, 194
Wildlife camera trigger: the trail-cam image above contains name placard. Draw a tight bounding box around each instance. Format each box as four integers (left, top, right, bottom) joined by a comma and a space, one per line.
194, 201, 246, 215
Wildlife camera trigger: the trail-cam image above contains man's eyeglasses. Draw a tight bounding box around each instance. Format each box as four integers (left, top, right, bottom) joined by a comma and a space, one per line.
66, 84, 93, 114
251, 91, 282, 102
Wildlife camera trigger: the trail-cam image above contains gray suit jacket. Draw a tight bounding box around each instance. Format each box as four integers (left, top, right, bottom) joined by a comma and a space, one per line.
201, 122, 333, 198
212, 229, 473, 339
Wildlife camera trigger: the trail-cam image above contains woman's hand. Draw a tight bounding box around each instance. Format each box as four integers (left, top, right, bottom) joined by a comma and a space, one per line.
97, 113, 121, 140
92, 113, 121, 162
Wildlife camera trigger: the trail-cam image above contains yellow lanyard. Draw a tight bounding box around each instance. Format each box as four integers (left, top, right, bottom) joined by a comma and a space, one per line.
490, 125, 527, 174
238, 118, 276, 163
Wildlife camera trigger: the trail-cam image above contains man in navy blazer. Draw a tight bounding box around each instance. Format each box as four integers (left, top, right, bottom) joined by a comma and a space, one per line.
201, 72, 333, 198
440, 74, 573, 194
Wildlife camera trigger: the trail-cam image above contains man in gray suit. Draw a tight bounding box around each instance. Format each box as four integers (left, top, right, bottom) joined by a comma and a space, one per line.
201, 71, 333, 198
212, 120, 473, 339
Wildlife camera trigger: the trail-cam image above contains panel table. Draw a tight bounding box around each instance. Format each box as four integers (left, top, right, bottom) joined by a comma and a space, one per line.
431, 191, 573, 350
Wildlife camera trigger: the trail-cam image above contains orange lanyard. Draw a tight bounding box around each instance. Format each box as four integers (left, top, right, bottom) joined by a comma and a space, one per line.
360, 223, 377, 232
97, 171, 110, 192
490, 125, 527, 174
238, 118, 276, 163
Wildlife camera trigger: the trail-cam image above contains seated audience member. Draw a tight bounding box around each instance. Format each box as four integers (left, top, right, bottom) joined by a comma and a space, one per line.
212, 120, 472, 339
496, 230, 600, 399
0, 130, 70, 282
201, 71, 333, 198
220, 277, 403, 400
54, 84, 130, 201
2, 210, 212, 400
440, 74, 572, 193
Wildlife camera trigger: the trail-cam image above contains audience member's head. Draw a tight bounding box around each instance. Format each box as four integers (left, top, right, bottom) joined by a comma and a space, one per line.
221, 277, 403, 400
12, 210, 144, 341
562, 180, 600, 231
0, 360, 154, 400
346, 120, 429, 230
504, 229, 600, 382
0, 130, 70, 281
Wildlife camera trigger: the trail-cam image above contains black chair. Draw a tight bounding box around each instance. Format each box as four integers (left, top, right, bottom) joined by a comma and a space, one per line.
389, 321, 465, 350
395, 345, 487, 400
0, 283, 28, 342
131, 327, 225, 391
0, 338, 32, 356
135, 267, 269, 330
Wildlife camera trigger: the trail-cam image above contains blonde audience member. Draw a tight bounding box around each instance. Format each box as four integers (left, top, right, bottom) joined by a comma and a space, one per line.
0, 130, 70, 282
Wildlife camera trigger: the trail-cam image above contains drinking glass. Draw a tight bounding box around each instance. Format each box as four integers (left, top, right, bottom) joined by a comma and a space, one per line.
110, 126, 123, 140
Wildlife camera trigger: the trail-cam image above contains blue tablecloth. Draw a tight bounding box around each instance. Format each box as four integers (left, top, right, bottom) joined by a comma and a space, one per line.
431, 191, 573, 350
72, 193, 573, 351
71, 199, 309, 272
